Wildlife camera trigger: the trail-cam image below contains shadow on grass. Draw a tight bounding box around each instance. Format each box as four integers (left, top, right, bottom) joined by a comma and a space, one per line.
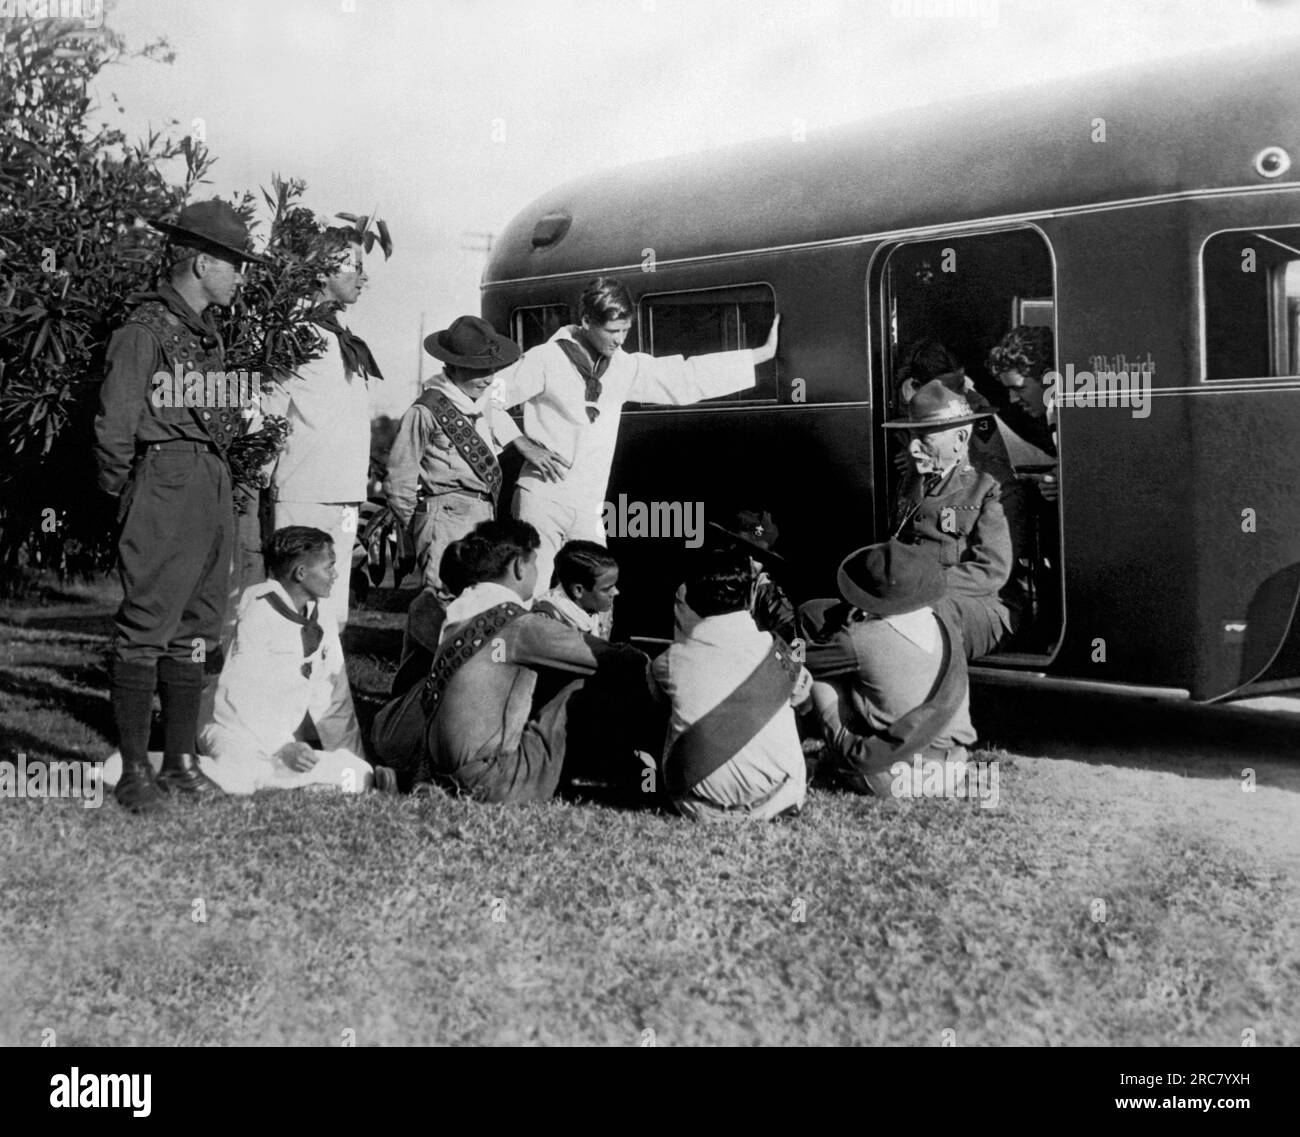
0, 665, 116, 746
973, 685, 1300, 789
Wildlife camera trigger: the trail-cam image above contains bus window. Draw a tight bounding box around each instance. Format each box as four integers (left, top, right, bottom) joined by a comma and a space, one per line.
631, 283, 778, 407
1203, 226, 1300, 381
510, 304, 570, 352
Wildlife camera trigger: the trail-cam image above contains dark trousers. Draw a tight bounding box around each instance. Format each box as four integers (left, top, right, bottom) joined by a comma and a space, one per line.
113, 444, 233, 667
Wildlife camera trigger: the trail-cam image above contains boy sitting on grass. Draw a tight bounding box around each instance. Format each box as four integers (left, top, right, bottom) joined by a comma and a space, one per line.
198, 526, 393, 794
654, 548, 812, 823
533, 539, 618, 639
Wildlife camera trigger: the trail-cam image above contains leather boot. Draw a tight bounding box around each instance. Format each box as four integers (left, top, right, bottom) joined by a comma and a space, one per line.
157, 750, 222, 796
111, 659, 167, 814
156, 657, 222, 796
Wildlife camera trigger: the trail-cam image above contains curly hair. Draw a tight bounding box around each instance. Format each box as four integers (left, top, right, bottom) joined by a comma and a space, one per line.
987, 326, 1055, 383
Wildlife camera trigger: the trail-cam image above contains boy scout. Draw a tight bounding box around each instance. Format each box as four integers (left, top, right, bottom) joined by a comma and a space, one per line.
94, 199, 264, 813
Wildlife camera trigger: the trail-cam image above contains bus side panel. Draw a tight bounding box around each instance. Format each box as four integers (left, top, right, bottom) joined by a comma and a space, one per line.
1041, 208, 1202, 690
609, 404, 875, 637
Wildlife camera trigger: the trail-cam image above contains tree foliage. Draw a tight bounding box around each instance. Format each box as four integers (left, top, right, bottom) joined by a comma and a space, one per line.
0, 14, 392, 592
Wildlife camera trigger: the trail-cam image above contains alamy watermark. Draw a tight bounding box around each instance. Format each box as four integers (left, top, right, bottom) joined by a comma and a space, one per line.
1047, 357, 1153, 420
890, 754, 1000, 808
600, 494, 703, 547
0, 752, 104, 809
0, 0, 104, 28
151, 366, 263, 410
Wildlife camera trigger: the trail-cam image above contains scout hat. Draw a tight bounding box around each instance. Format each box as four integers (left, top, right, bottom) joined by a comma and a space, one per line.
150, 199, 267, 264
425, 315, 521, 370
836, 539, 946, 616
706, 508, 786, 565
882, 377, 993, 430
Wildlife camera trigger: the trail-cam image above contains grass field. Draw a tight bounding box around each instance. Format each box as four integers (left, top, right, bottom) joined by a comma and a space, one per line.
2, 578, 1298, 1046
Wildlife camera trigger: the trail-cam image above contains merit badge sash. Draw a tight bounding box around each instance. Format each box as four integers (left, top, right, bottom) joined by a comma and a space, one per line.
415, 388, 503, 501
663, 637, 801, 798
126, 299, 241, 456
831, 603, 969, 795
421, 602, 526, 717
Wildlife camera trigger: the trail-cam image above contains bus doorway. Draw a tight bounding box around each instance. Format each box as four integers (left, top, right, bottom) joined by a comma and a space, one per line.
872, 226, 1063, 658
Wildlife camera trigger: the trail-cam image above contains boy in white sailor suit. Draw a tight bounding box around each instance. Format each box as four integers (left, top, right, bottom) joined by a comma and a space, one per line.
495, 276, 780, 598
197, 526, 379, 794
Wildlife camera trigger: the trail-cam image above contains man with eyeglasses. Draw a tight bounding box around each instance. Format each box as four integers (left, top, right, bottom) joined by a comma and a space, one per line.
495, 276, 780, 599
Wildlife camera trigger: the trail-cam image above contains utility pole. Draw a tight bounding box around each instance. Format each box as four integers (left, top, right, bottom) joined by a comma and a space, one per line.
417, 311, 425, 397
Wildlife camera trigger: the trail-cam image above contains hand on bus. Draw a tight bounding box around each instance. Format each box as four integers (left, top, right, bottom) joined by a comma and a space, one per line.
516, 436, 571, 482
753, 313, 782, 365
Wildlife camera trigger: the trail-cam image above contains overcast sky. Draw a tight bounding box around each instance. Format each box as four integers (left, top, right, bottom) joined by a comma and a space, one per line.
93, 0, 1300, 417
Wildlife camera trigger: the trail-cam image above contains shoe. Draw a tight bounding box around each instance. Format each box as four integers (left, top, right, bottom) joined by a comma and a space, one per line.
115, 763, 169, 814
372, 765, 399, 794
155, 752, 223, 796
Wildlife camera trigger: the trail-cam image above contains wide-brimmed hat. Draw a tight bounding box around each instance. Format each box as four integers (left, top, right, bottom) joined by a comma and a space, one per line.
836, 539, 946, 616
424, 315, 521, 370
707, 508, 785, 565
150, 199, 266, 265
882, 377, 992, 430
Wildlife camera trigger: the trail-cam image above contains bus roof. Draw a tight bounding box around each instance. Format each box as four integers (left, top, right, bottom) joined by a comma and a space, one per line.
484, 38, 1300, 286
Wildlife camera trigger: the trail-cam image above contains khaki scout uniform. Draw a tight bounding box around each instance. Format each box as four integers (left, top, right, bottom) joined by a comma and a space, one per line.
892, 461, 1014, 659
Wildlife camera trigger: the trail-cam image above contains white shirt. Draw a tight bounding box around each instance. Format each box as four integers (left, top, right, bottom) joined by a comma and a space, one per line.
439, 581, 530, 646
495, 325, 756, 504
266, 323, 372, 504
200, 580, 362, 761
652, 610, 809, 812
537, 585, 601, 635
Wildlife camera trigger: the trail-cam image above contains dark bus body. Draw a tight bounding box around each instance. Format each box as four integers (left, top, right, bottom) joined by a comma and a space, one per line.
482, 40, 1300, 703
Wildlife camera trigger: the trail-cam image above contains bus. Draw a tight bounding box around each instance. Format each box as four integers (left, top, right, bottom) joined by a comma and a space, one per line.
481, 38, 1300, 704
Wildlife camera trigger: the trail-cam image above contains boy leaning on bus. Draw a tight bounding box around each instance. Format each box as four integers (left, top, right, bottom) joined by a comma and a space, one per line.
493, 276, 781, 599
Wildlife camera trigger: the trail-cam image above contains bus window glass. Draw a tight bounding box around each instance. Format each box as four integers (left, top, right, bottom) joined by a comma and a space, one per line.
632, 284, 778, 407
511, 305, 570, 352
1202, 226, 1300, 381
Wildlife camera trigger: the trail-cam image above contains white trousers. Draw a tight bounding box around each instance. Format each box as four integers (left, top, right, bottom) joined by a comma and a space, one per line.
511, 484, 607, 601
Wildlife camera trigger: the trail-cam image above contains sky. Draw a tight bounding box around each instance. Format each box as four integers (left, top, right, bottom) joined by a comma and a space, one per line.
88, 0, 1300, 417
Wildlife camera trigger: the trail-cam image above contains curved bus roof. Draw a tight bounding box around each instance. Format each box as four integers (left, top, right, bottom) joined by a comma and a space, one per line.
485, 38, 1300, 286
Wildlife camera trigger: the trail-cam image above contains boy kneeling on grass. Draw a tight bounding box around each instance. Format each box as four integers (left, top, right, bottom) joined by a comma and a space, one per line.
370, 518, 654, 802
197, 526, 394, 794
653, 549, 813, 823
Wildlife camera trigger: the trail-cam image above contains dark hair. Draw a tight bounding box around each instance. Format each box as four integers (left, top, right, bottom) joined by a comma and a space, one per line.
457, 518, 540, 585
553, 540, 618, 590
577, 276, 633, 325
439, 538, 471, 597
896, 339, 962, 385
264, 526, 334, 579
685, 549, 754, 618
988, 326, 1055, 382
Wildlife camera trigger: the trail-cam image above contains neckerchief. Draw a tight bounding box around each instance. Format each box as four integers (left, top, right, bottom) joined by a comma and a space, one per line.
663, 636, 801, 798
414, 388, 503, 500
556, 336, 610, 423
314, 312, 384, 381
260, 591, 324, 677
